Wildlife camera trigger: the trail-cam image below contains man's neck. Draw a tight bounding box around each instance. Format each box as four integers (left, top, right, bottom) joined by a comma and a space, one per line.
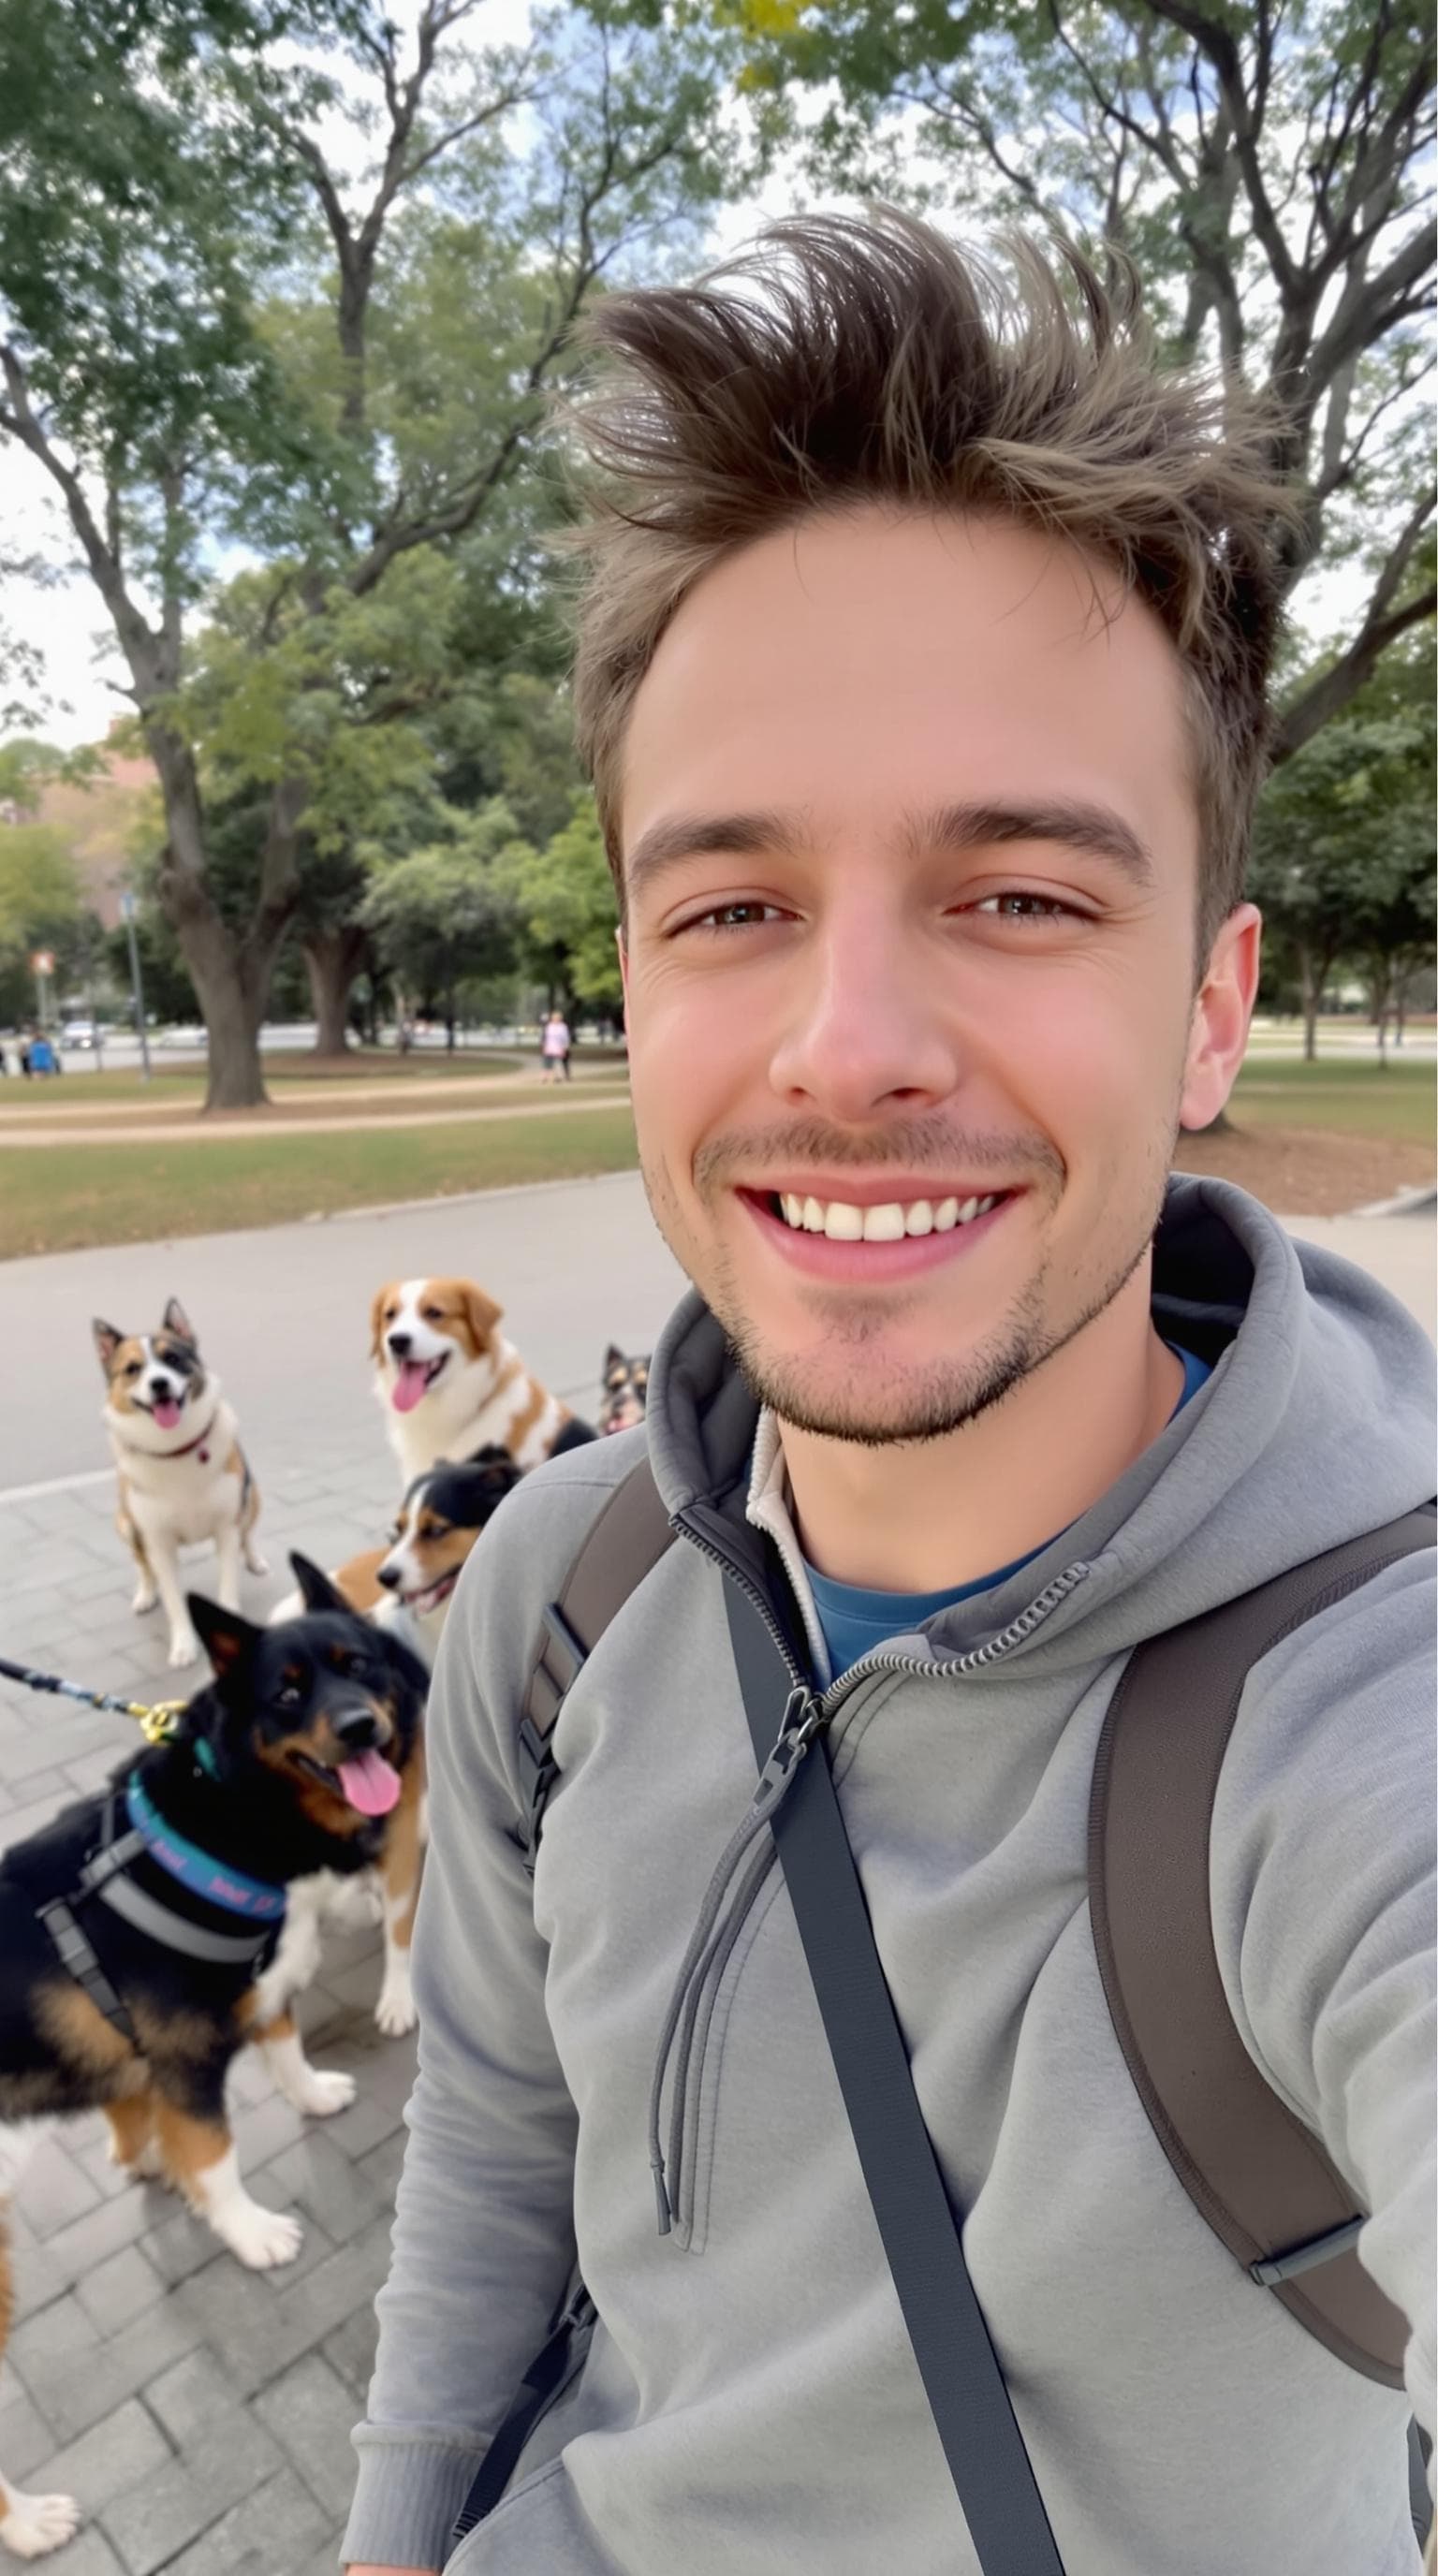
778, 1266, 1184, 1594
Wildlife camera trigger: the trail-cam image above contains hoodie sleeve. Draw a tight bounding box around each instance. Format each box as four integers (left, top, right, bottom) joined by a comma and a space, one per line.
1211, 1550, 1437, 2453
342, 1464, 627, 2573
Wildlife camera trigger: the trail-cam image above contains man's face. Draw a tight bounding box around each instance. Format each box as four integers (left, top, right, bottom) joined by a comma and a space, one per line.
620, 508, 1251, 1442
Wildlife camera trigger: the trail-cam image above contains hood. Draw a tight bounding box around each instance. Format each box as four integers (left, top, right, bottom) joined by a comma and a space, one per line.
645, 1177, 1435, 1678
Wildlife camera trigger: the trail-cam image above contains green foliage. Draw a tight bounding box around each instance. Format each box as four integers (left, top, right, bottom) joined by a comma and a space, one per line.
1249, 634, 1436, 1016
360, 798, 525, 1006
498, 790, 624, 1012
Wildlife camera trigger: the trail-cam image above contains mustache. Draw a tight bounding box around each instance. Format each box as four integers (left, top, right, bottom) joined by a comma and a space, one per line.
693, 1120, 1064, 1194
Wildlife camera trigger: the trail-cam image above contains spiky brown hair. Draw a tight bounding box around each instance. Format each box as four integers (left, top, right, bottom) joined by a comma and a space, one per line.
566, 210, 1296, 959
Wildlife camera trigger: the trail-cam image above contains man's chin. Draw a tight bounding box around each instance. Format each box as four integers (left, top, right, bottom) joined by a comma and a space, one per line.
726, 1331, 1038, 1448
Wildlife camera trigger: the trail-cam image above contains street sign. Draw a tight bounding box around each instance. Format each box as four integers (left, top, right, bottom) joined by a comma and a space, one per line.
29, 950, 54, 974
119, 891, 137, 923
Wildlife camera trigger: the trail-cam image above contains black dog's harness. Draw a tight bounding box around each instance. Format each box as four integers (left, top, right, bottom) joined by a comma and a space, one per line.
37, 1774, 286, 2046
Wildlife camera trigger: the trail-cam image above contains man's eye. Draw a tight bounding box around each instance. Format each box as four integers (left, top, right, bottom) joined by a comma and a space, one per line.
679, 900, 785, 935
971, 892, 1081, 922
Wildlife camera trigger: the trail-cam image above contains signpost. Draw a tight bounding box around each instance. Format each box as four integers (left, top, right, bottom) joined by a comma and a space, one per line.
118, 893, 152, 1082
29, 949, 54, 1030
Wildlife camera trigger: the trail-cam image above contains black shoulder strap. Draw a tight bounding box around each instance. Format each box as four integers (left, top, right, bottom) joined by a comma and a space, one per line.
1091, 1504, 1435, 2391
723, 1581, 1065, 2572
515, 1457, 675, 1865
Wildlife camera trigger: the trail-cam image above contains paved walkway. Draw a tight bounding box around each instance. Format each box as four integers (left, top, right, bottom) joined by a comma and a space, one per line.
0, 1175, 1430, 2572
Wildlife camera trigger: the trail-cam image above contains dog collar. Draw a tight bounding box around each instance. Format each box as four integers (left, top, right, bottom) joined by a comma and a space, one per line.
125, 1774, 286, 1921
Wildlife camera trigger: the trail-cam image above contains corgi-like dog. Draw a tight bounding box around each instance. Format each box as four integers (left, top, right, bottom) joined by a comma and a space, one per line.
95, 1298, 266, 1669
370, 1276, 595, 1487
0, 1568, 425, 2560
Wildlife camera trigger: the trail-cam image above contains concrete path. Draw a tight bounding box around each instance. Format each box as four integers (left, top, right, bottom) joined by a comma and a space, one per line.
0, 1170, 1429, 2575
0, 1088, 630, 1149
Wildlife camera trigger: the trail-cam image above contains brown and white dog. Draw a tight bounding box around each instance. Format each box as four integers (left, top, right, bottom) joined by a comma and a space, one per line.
94, 1299, 266, 1669
370, 1276, 594, 1486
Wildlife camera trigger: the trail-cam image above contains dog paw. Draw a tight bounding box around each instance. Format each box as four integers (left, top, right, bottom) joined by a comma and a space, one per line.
0, 2484, 81, 2558
244, 1550, 270, 1577
299, 2068, 358, 2118
166, 1630, 200, 1670
374, 1983, 418, 2039
108, 2135, 163, 2180
219, 2201, 303, 2269
323, 1878, 384, 1930
131, 1588, 158, 1616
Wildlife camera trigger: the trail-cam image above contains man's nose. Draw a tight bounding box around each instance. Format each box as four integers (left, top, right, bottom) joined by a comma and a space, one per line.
387, 1329, 412, 1357
768, 915, 961, 1119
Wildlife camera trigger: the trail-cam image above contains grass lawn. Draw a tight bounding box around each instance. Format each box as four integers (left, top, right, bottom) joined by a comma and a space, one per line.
1, 1103, 641, 1258
0, 1046, 534, 1108
1227, 1054, 1435, 1147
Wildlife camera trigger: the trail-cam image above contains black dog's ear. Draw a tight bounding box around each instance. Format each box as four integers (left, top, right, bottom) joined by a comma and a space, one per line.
603, 1342, 624, 1372
163, 1295, 197, 1346
93, 1317, 125, 1373
288, 1552, 348, 1616
187, 1595, 260, 1682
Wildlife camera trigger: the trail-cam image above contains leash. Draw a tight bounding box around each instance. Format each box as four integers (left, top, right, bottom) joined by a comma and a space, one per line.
0, 1654, 187, 1744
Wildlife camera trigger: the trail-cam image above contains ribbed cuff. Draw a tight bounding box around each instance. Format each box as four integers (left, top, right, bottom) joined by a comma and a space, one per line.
341, 2428, 489, 2571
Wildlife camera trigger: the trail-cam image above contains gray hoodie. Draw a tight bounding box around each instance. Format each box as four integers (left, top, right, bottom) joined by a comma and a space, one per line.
345, 1178, 1435, 2575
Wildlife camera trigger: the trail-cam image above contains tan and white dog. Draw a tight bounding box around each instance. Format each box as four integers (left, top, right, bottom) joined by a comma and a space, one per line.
94, 1299, 267, 1669
370, 1276, 594, 1486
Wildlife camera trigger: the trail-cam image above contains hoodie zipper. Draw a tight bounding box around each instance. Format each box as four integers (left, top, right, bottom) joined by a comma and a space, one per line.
649, 1510, 1090, 2240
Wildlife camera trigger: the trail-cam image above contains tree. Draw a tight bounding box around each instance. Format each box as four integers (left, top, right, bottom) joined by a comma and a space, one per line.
360, 799, 523, 1044
1248, 631, 1435, 1057
0, 0, 743, 1107
0, 817, 87, 1020
716, 0, 1434, 756
500, 789, 624, 1017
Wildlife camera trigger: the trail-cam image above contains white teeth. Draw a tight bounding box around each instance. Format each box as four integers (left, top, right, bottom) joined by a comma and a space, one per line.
861, 1203, 907, 1242
776, 1190, 1004, 1237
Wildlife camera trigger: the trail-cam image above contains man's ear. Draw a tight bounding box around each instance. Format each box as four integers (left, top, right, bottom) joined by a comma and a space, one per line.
187, 1595, 259, 1682
369, 1283, 394, 1363
163, 1295, 197, 1346
462, 1282, 503, 1351
93, 1318, 124, 1373
288, 1552, 348, 1616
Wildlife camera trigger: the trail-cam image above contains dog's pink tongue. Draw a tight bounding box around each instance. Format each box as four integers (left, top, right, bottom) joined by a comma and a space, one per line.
337, 1749, 403, 1816
391, 1361, 430, 1414
153, 1397, 183, 1430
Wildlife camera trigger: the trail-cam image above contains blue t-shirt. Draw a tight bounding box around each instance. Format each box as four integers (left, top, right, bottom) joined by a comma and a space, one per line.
804, 1344, 1213, 1681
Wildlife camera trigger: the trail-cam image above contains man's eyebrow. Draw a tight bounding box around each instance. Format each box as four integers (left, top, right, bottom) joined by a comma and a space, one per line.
624, 810, 802, 903
907, 799, 1155, 886
623, 797, 1155, 901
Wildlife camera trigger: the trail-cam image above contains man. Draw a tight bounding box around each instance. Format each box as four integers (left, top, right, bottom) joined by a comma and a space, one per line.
345, 214, 1434, 2575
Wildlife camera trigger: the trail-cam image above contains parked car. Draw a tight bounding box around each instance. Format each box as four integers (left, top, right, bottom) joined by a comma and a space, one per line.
59, 1017, 99, 1049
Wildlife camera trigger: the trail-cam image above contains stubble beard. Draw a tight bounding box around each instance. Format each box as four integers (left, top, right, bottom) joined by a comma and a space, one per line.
641, 1118, 1176, 1449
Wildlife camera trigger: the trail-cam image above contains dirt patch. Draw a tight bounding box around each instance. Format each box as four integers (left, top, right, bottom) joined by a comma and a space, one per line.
1173, 1121, 1435, 1217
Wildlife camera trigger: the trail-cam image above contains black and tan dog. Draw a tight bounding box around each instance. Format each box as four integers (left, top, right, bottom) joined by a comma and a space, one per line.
599, 1343, 651, 1435
0, 1559, 425, 2562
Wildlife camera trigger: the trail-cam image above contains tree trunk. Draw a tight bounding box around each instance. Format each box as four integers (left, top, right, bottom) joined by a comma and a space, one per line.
174, 909, 271, 1109
303, 927, 367, 1057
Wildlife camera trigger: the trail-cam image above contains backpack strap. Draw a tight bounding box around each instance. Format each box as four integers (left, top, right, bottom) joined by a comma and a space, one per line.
515, 1456, 675, 1867
1090, 1504, 1435, 2391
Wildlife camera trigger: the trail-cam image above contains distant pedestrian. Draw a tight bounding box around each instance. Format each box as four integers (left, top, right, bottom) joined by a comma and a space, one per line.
27, 1031, 57, 1076
540, 1007, 572, 1082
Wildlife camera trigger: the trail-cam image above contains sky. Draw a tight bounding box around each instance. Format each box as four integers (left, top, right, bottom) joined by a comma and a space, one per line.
0, 2, 1382, 747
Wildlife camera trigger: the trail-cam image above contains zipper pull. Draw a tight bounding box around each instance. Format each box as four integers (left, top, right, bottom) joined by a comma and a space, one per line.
754, 1685, 828, 1804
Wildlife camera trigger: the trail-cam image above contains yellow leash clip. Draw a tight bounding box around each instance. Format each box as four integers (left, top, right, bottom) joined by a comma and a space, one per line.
138, 1701, 187, 1745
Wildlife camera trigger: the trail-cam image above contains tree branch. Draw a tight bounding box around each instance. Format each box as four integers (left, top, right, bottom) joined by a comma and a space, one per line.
1274, 483, 1437, 756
